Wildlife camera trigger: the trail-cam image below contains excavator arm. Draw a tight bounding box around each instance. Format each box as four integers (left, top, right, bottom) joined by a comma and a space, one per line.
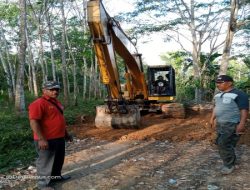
87, 0, 148, 101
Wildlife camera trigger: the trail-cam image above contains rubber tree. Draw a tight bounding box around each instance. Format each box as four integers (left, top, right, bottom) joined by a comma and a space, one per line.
25, 27, 38, 97
44, 1, 57, 81
28, 0, 47, 83
0, 3, 18, 102
15, 0, 27, 114
59, 0, 70, 107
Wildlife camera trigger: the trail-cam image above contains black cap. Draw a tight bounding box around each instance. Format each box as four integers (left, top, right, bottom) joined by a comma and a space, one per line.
42, 81, 60, 89
215, 75, 233, 83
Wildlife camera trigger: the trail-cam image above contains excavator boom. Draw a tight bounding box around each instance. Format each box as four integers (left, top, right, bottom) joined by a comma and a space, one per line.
87, 0, 148, 100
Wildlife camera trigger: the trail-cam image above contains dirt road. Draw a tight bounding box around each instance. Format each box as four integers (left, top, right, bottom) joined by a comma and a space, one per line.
2, 112, 250, 190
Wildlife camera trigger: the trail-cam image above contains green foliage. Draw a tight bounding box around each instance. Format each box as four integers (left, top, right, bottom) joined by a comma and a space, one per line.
235, 80, 250, 92
0, 107, 35, 173
63, 99, 103, 125
227, 58, 249, 82
226, 57, 250, 93
0, 67, 7, 92
0, 2, 19, 25
161, 51, 195, 101
175, 77, 196, 102
243, 56, 250, 68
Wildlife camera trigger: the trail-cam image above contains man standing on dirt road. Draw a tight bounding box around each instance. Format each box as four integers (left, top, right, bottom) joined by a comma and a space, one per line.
210, 75, 249, 175
29, 81, 72, 190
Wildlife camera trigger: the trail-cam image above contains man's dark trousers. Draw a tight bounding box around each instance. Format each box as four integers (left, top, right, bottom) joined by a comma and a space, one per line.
34, 138, 65, 188
216, 122, 240, 168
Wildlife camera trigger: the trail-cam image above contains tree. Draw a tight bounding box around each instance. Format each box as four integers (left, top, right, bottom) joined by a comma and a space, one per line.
0, 3, 19, 101
45, 1, 57, 81
59, 0, 70, 106
219, 0, 250, 74
0, 37, 14, 100
28, 0, 47, 82
15, 0, 27, 113
26, 27, 38, 97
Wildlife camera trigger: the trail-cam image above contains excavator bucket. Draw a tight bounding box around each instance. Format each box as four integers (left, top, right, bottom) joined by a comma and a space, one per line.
95, 105, 141, 129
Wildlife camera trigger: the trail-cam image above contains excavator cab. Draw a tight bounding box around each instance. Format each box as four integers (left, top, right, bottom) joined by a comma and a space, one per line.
147, 65, 176, 101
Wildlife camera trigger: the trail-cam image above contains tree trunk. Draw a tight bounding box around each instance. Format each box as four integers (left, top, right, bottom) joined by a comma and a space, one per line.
98, 74, 102, 99
45, 10, 57, 81
66, 67, 70, 95
26, 28, 38, 97
27, 61, 34, 94
60, 0, 69, 106
83, 57, 87, 100
94, 57, 98, 99
73, 56, 77, 105
38, 23, 47, 82
189, 0, 202, 103
88, 58, 94, 99
219, 0, 239, 75
65, 28, 78, 106
15, 0, 27, 114
45, 58, 48, 79
0, 50, 14, 101
0, 23, 15, 100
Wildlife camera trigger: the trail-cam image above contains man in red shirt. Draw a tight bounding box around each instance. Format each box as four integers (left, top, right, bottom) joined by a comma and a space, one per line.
29, 81, 72, 190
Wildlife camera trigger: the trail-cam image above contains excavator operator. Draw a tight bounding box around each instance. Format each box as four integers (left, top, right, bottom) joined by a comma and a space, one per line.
154, 75, 168, 95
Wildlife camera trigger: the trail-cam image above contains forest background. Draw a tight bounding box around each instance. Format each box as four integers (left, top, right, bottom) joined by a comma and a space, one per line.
0, 0, 249, 173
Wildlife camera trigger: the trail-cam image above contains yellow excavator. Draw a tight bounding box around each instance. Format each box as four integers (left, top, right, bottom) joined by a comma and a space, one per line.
87, 0, 185, 128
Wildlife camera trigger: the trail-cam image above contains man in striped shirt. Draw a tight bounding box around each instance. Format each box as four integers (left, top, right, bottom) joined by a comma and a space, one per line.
210, 75, 249, 175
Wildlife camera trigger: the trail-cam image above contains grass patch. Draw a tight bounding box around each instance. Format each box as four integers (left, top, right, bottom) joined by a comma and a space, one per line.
0, 109, 34, 173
